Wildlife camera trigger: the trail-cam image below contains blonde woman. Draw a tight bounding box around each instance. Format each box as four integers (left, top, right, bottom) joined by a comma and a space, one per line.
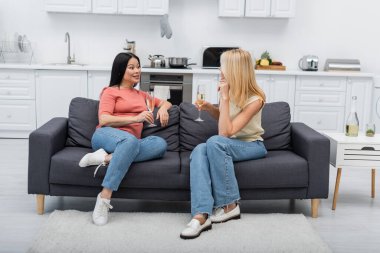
180, 49, 267, 239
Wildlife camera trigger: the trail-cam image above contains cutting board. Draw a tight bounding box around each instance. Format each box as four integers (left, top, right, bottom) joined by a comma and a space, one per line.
255, 65, 286, 71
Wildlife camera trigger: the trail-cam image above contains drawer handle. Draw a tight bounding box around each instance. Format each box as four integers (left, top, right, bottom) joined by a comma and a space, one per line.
319, 83, 325, 86
361, 147, 375, 151
7, 115, 12, 119
317, 120, 322, 124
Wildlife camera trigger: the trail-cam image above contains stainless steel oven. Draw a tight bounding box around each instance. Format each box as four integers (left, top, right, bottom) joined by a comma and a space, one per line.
140, 72, 192, 105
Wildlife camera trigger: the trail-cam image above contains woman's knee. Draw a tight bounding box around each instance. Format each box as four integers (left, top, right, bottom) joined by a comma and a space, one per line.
206, 135, 228, 151
190, 143, 207, 160
151, 136, 167, 156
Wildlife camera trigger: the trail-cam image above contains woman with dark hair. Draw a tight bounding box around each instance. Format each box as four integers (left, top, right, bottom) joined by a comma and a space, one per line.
79, 52, 172, 226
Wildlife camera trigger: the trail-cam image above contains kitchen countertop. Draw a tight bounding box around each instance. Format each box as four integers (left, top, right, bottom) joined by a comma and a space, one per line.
0, 63, 374, 77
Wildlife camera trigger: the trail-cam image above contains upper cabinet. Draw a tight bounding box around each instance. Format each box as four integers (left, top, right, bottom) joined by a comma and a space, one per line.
118, 0, 168, 15
45, 0, 168, 15
219, 0, 296, 18
92, 0, 118, 14
45, 0, 92, 13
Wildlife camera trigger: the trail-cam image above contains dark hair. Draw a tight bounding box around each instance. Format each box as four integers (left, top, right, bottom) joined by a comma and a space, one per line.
109, 52, 140, 88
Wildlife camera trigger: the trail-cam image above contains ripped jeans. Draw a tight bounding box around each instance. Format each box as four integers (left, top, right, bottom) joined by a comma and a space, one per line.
190, 135, 267, 216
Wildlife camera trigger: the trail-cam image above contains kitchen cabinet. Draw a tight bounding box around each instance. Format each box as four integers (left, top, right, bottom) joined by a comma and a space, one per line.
256, 74, 295, 118
45, 0, 92, 13
294, 76, 347, 132
0, 70, 36, 138
35, 70, 87, 127
219, 0, 295, 18
345, 77, 373, 131
92, 0, 118, 14
192, 74, 220, 105
45, 0, 168, 15
117, 0, 168, 15
88, 71, 111, 99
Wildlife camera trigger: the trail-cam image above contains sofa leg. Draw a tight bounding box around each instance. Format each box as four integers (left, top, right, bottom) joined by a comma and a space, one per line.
311, 199, 319, 218
36, 195, 45, 215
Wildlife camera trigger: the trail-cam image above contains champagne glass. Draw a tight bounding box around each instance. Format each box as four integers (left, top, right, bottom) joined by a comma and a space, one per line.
194, 85, 206, 122
146, 91, 157, 127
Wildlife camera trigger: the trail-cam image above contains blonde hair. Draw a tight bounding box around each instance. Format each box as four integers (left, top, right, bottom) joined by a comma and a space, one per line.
220, 49, 266, 109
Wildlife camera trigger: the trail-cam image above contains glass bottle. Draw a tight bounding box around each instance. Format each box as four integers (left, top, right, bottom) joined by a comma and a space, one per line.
345, 96, 359, 137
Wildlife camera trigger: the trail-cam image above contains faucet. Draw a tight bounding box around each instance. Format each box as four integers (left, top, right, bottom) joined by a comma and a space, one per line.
64, 32, 75, 64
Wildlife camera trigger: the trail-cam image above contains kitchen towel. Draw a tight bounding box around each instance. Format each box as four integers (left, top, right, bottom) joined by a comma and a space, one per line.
160, 14, 172, 39
154, 86, 170, 100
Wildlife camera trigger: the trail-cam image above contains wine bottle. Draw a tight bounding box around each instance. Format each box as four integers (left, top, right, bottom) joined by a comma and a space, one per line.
345, 96, 359, 137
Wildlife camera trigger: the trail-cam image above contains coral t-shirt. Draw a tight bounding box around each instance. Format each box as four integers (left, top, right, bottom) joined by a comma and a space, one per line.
98, 86, 161, 139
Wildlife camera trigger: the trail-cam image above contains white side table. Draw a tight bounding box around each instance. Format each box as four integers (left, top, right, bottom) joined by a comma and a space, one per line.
323, 132, 380, 210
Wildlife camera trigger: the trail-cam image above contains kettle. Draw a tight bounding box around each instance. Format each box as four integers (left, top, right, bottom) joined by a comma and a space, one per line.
149, 55, 166, 68
299, 55, 319, 71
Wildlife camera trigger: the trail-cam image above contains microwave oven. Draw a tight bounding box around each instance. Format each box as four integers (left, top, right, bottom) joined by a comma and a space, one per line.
202, 47, 239, 69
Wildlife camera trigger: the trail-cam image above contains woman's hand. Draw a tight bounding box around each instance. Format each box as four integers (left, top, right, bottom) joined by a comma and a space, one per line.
156, 108, 169, 127
135, 111, 154, 124
195, 100, 212, 111
218, 77, 230, 101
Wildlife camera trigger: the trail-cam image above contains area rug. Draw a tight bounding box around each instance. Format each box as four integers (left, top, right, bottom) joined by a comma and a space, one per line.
28, 210, 331, 253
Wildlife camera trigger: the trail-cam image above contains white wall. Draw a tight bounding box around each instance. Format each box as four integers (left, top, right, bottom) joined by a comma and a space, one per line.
0, 0, 379, 74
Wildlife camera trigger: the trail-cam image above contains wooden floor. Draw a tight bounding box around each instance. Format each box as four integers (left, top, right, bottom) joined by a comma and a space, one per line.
1, 139, 379, 253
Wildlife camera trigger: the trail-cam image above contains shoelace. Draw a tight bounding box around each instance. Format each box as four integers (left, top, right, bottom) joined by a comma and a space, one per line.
93, 162, 106, 178
96, 199, 113, 217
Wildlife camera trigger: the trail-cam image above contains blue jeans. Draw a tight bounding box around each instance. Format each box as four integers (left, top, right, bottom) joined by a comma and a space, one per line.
190, 135, 267, 216
91, 127, 167, 191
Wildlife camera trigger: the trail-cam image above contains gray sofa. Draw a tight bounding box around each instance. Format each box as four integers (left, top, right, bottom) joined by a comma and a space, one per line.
28, 97, 330, 217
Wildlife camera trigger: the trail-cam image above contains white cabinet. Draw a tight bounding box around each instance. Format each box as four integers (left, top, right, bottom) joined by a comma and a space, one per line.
294, 76, 347, 132
219, 0, 295, 18
88, 71, 110, 100
118, 0, 169, 15
256, 74, 295, 119
92, 0, 118, 14
35, 70, 87, 127
45, 0, 168, 15
0, 70, 36, 138
218, 0, 245, 17
45, 0, 92, 13
345, 77, 373, 131
192, 74, 220, 105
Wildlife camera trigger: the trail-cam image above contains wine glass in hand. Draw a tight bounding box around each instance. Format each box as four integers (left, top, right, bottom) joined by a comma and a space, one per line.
194, 85, 206, 122
146, 91, 157, 127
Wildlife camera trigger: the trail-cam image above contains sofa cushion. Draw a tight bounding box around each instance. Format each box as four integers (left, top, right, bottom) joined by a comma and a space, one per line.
180, 150, 308, 189
261, 102, 291, 150
179, 102, 218, 151
179, 101, 291, 151
142, 105, 180, 151
50, 147, 188, 190
66, 97, 99, 148
66, 97, 180, 151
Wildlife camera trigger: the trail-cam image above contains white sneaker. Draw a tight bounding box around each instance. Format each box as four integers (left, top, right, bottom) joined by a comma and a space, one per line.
180, 218, 212, 239
210, 205, 240, 223
92, 193, 113, 226
79, 148, 107, 167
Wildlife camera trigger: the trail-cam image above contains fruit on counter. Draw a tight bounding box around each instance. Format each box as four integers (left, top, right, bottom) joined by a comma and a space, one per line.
256, 50, 272, 66
256, 51, 284, 67
259, 59, 270, 66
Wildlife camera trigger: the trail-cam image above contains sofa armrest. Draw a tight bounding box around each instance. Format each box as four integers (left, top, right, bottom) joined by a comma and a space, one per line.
28, 117, 68, 195
291, 122, 330, 198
